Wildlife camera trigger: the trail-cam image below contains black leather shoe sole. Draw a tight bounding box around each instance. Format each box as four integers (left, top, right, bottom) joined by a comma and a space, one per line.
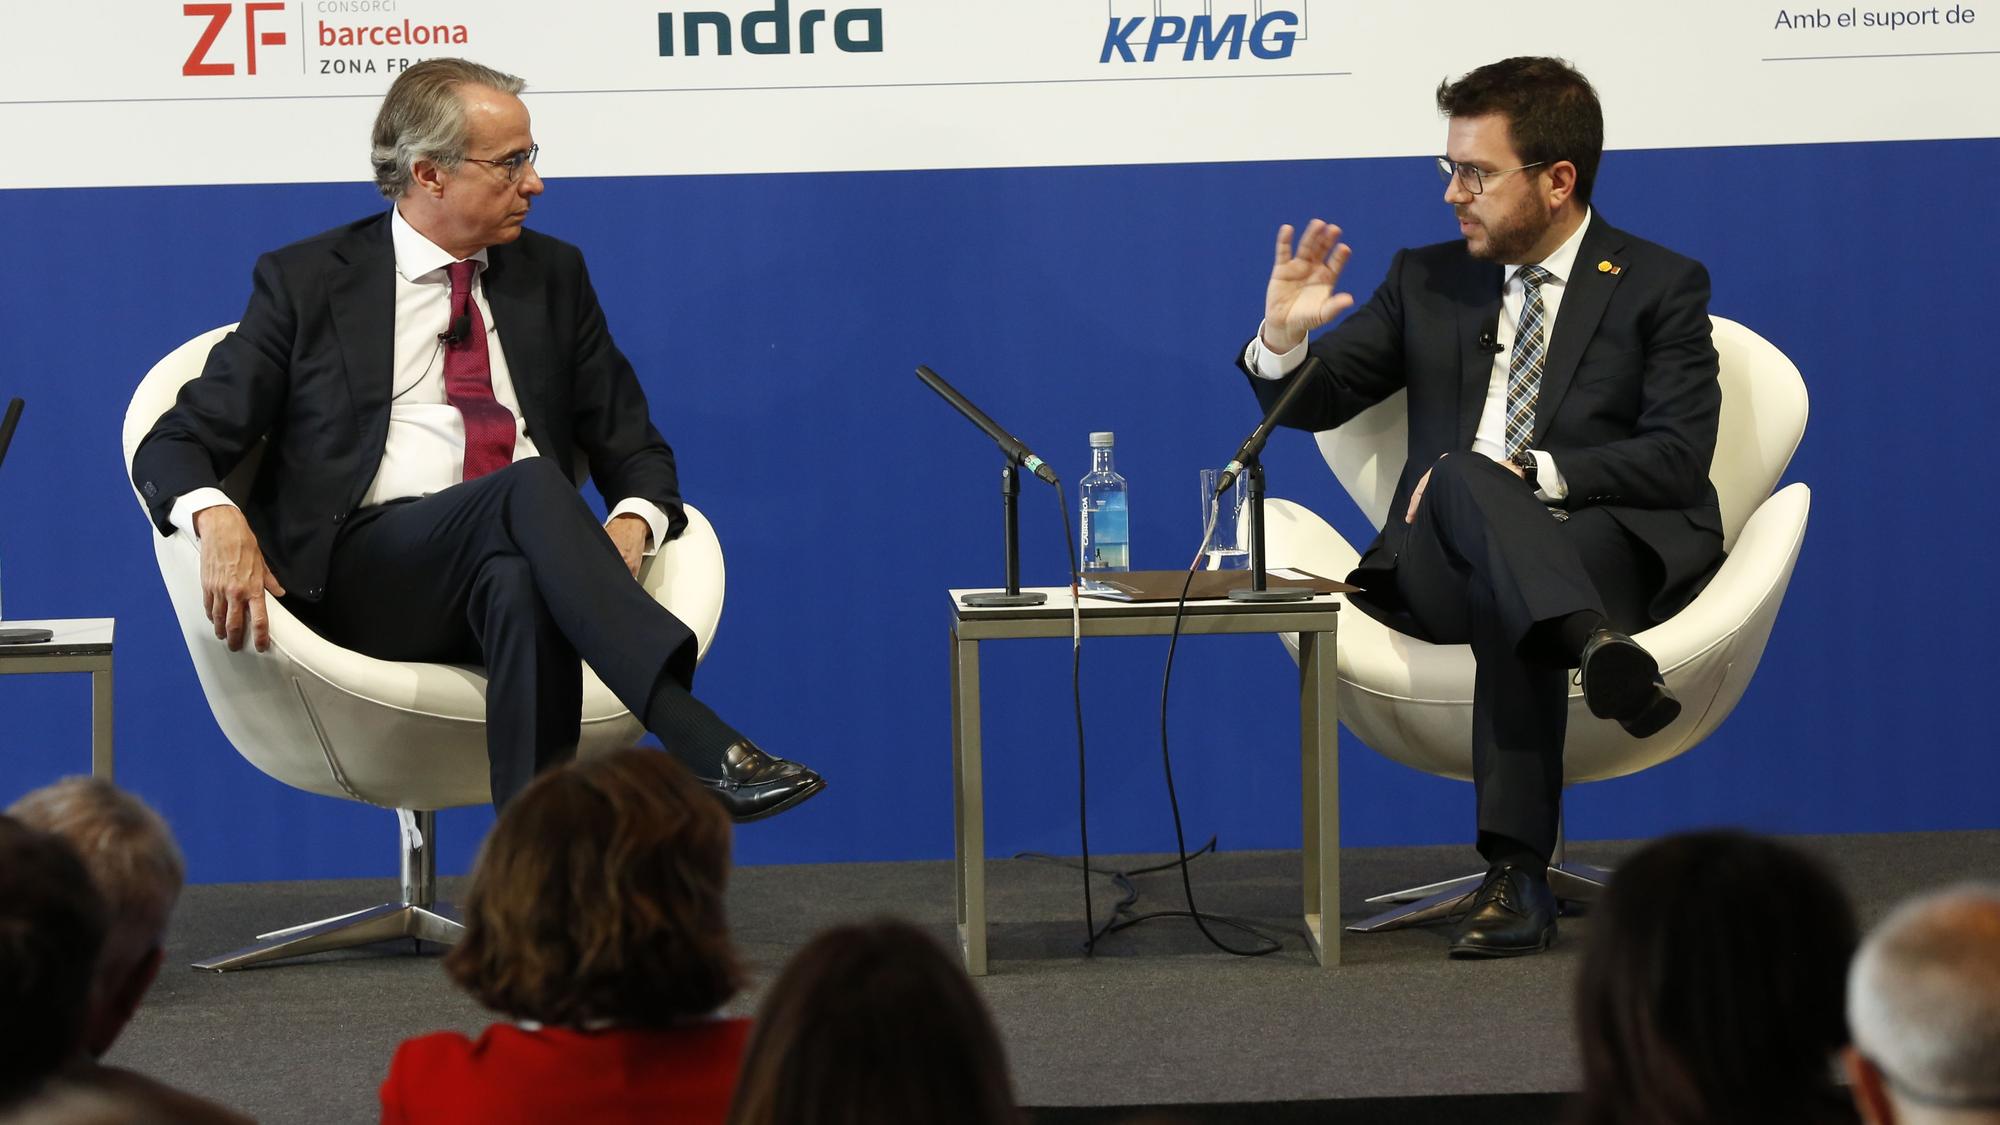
1581, 633, 1681, 738
1448, 922, 1557, 959
727, 774, 826, 824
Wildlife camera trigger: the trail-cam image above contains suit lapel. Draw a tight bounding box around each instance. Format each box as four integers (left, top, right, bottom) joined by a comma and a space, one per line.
328, 217, 396, 426
482, 248, 559, 462
1531, 218, 1625, 447
1456, 260, 1504, 448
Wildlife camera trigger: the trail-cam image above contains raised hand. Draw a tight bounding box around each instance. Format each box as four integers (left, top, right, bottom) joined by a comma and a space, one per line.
1263, 219, 1355, 354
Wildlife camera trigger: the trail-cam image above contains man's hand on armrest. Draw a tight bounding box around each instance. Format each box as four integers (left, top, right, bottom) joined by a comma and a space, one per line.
193, 505, 285, 654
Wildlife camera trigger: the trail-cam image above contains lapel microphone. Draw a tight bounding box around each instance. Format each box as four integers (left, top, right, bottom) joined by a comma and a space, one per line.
438, 312, 471, 348
1477, 307, 1503, 354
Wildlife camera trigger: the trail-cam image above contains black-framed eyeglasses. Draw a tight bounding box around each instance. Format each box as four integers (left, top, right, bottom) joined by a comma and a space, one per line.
1435, 156, 1543, 195
463, 144, 539, 183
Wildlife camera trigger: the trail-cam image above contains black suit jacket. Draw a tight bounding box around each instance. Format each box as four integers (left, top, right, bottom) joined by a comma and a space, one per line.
1244, 215, 1723, 621
133, 213, 686, 602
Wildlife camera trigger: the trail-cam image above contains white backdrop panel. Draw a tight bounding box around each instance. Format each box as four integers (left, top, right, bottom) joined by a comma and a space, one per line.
4, 0, 1996, 188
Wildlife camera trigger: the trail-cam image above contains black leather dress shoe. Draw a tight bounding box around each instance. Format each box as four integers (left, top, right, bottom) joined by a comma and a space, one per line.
698, 740, 825, 823
1448, 864, 1557, 958
1579, 627, 1680, 738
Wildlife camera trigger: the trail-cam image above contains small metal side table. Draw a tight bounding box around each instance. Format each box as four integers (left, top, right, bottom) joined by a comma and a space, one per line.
0, 618, 115, 779
948, 588, 1339, 974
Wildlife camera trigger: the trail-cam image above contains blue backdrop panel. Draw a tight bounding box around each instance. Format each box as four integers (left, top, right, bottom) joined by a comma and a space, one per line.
0, 136, 1992, 883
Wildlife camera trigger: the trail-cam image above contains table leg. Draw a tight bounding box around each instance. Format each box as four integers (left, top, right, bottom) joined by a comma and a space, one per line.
1300, 628, 1339, 967
950, 627, 987, 975
91, 662, 114, 781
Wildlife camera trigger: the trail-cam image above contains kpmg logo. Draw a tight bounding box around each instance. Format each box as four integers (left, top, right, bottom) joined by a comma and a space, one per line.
658, 0, 883, 56
1099, 10, 1300, 63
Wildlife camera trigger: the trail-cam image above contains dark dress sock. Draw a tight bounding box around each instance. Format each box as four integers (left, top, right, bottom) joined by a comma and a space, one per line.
1477, 831, 1550, 876
1553, 609, 1608, 665
643, 674, 746, 776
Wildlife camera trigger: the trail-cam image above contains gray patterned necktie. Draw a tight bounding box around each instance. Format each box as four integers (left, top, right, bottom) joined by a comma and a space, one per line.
1504, 264, 1553, 457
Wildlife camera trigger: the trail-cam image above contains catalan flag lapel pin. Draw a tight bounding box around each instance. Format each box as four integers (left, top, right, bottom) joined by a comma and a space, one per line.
1596, 259, 1625, 276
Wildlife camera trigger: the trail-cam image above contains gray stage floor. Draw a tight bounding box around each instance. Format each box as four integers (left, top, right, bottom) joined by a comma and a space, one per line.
110, 830, 1998, 1124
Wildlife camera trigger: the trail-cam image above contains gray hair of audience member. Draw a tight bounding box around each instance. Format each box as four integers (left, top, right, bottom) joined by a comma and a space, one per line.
7, 779, 184, 1059
1847, 883, 2000, 1114
0, 816, 109, 1102
369, 58, 525, 199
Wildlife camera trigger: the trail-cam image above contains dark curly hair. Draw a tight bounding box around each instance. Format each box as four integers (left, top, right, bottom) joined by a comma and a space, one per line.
1437, 56, 1604, 205
443, 749, 739, 1026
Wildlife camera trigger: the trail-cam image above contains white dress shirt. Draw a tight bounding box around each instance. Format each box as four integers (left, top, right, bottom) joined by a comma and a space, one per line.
1245, 209, 1597, 503
171, 207, 669, 550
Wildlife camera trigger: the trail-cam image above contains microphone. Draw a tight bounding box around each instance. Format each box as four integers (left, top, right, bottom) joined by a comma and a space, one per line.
915, 365, 1059, 486
1215, 355, 1328, 496
438, 312, 471, 348
0, 398, 21, 473
1477, 307, 1502, 354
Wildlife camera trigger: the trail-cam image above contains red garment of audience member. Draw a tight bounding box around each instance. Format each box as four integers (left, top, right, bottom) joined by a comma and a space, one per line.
379, 1018, 750, 1125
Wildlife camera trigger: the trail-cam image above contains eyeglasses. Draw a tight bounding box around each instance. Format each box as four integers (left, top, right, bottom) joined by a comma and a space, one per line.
1435, 156, 1543, 195
462, 144, 539, 183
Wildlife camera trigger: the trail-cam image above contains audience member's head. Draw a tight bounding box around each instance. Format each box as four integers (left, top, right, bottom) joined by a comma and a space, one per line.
8, 780, 185, 1059
443, 748, 739, 1026
1845, 883, 2000, 1125
1569, 830, 1859, 1125
0, 816, 109, 1104
728, 919, 1019, 1125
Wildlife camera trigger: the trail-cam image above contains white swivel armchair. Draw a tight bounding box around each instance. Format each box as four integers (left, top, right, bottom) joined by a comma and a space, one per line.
1259, 316, 1810, 931
122, 325, 727, 970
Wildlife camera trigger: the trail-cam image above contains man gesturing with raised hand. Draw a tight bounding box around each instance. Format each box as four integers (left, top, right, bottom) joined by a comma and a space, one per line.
1234, 57, 1723, 958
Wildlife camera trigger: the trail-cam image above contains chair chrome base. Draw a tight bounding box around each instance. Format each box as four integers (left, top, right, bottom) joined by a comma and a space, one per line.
193, 808, 463, 972
1345, 858, 1613, 934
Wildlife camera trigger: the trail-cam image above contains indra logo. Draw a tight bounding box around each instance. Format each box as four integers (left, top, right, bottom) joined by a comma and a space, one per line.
183, 2, 288, 76
1100, 8, 1301, 63
658, 0, 883, 56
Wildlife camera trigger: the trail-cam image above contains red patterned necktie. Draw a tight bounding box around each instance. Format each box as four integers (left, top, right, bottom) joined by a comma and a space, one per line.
444, 260, 517, 481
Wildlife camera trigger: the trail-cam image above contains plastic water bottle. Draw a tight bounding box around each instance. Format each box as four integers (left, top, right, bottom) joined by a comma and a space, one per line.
1079, 431, 1130, 585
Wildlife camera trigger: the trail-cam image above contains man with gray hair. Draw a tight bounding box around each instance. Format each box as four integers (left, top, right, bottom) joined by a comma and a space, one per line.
1845, 883, 2000, 1124
4, 783, 248, 1123
131, 58, 823, 818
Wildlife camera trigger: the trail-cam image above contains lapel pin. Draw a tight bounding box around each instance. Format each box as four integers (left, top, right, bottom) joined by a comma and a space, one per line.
1597, 259, 1623, 276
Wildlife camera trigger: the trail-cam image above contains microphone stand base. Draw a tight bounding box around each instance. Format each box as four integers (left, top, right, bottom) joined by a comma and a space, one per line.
1227, 587, 1313, 603
961, 591, 1048, 608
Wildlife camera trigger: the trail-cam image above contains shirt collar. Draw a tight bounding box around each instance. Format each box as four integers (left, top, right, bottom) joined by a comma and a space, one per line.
390, 205, 490, 283
1509, 206, 1592, 289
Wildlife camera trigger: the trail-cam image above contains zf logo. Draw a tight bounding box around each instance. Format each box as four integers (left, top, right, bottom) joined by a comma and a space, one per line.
1100, 11, 1299, 63
658, 0, 883, 56
183, 2, 288, 76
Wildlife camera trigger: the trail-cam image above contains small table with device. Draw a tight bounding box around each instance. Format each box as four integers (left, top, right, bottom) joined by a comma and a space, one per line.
0, 618, 116, 779
947, 587, 1341, 974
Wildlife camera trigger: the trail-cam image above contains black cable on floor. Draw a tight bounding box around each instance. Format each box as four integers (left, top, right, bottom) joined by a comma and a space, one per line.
1053, 480, 1096, 947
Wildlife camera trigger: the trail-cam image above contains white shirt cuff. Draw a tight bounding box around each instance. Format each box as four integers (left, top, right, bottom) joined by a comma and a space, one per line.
1531, 451, 1568, 502
609, 498, 670, 556
169, 488, 237, 538
1246, 321, 1308, 381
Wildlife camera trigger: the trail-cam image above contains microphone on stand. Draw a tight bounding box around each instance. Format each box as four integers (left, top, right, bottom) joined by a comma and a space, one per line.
915, 365, 1059, 485
1214, 355, 1328, 496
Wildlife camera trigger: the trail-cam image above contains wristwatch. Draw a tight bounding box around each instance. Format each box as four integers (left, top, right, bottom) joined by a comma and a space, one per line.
1510, 450, 1539, 488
